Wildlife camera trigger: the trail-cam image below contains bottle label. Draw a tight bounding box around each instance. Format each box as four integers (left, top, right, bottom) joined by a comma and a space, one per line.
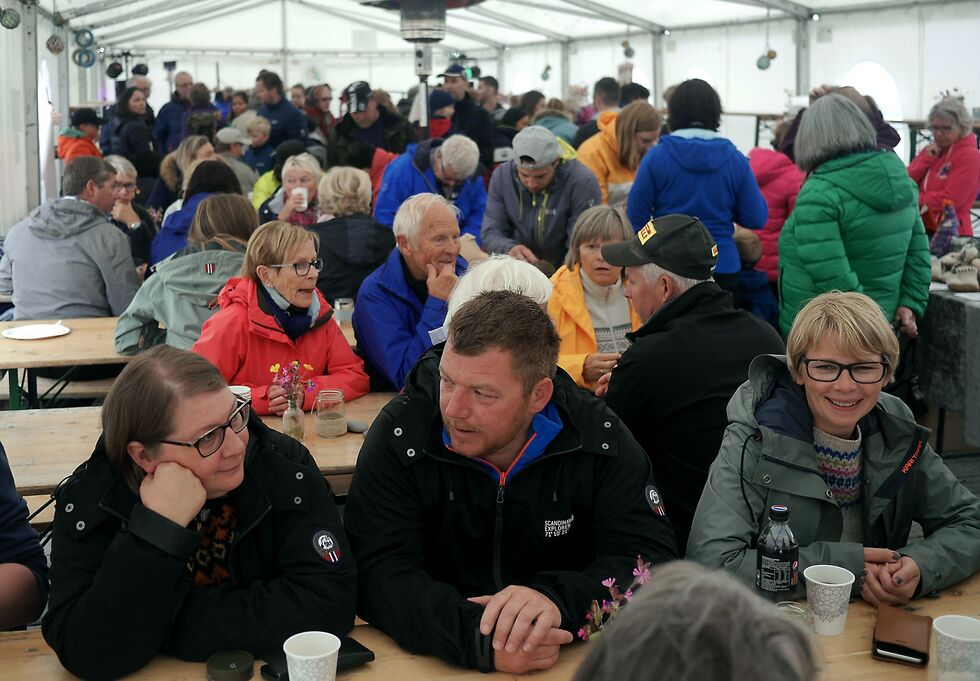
758, 554, 798, 592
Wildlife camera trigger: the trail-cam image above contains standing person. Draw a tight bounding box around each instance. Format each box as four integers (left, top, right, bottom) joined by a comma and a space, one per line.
57, 108, 104, 163
519, 90, 546, 120
440, 64, 494, 169
180, 82, 223, 140
478, 75, 505, 122
289, 83, 307, 110
908, 96, 980, 236
572, 77, 621, 149
305, 83, 336, 142
214, 127, 259, 196
104, 87, 162, 184
626, 78, 768, 299
255, 71, 307, 148
228, 90, 257, 135
100, 75, 156, 154
778, 94, 930, 337
155, 71, 193, 154
328, 81, 416, 167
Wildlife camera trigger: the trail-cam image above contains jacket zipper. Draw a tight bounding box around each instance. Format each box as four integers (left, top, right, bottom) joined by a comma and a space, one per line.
494, 482, 505, 590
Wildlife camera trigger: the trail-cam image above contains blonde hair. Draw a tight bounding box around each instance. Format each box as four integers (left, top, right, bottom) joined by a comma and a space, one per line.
240, 221, 320, 281
616, 101, 662, 170
786, 291, 899, 381
246, 116, 271, 136
174, 134, 212, 174
188, 194, 259, 251
282, 152, 321, 179
318, 167, 371, 217
565, 205, 634, 268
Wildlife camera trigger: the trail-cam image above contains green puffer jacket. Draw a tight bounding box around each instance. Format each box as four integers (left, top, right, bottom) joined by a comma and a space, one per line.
687, 354, 980, 596
778, 150, 931, 335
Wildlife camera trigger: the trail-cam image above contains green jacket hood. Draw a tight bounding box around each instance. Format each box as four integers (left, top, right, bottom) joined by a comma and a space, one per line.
814, 150, 915, 214
154, 247, 245, 307
58, 126, 85, 138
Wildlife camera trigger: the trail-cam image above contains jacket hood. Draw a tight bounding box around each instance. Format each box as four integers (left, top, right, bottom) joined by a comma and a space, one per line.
159, 153, 182, 193
58, 127, 85, 139
596, 110, 618, 136
25, 198, 108, 239
659, 134, 742, 173
748, 148, 798, 186
814, 150, 914, 213
156, 247, 245, 305
411, 138, 443, 172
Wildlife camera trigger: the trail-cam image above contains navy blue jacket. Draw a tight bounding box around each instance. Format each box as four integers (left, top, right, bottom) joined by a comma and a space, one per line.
154, 95, 190, 154
150, 192, 212, 266
0, 442, 48, 608
258, 98, 307, 148
374, 140, 487, 242
352, 247, 467, 390
626, 133, 768, 275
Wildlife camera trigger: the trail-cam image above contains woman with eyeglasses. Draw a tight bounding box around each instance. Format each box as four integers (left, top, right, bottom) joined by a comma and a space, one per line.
192, 221, 369, 415
687, 291, 980, 606
42, 345, 357, 680
908, 95, 980, 237
105, 154, 156, 275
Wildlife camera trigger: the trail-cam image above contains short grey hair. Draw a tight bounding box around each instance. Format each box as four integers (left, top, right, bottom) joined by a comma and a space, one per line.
126, 75, 150, 89
928, 96, 973, 137
572, 561, 819, 681
392, 192, 461, 243
62, 157, 116, 196
795, 94, 876, 173
439, 135, 480, 178
446, 255, 553, 325
281, 152, 321, 183
637, 262, 710, 295
104, 154, 137, 180
566, 206, 634, 269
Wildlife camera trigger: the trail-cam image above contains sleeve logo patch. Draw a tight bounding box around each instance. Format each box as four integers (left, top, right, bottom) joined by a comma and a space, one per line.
312, 530, 342, 563
638, 220, 657, 244
711, 244, 719, 258
645, 484, 667, 516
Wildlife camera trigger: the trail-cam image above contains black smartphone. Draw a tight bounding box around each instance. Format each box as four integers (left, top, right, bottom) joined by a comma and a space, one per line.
260, 637, 375, 681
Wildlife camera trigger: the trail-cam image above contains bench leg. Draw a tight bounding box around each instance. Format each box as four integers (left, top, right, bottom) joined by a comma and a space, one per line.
7, 369, 21, 409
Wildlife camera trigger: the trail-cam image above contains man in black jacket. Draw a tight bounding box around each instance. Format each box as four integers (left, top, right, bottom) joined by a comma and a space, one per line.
328, 81, 416, 167
597, 215, 785, 553
441, 65, 494, 169
345, 291, 677, 675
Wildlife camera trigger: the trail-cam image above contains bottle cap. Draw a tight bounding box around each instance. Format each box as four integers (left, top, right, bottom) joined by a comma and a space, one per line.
769, 504, 790, 521
206, 650, 254, 681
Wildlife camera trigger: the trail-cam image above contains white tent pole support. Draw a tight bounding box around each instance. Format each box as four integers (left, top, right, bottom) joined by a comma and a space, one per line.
61, 0, 140, 21
280, 0, 288, 84
86, 0, 221, 30
716, 0, 812, 19
57, 24, 71, 135
651, 31, 665, 106
132, 46, 419, 57
495, 47, 505, 91
794, 18, 810, 96
98, 0, 238, 41
815, 0, 969, 15
556, 0, 666, 32
465, 6, 567, 42
493, 0, 610, 22
102, 0, 266, 45
22, 0, 41, 209
560, 40, 569, 97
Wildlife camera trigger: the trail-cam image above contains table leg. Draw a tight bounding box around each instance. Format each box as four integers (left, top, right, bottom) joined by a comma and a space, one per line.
26, 370, 38, 409
7, 370, 21, 409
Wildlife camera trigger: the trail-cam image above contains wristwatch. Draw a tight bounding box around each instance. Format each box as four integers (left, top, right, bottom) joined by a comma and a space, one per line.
128, 220, 141, 230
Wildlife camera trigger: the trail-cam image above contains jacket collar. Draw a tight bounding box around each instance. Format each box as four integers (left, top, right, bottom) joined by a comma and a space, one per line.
218, 277, 333, 343
628, 281, 732, 341
375, 247, 467, 304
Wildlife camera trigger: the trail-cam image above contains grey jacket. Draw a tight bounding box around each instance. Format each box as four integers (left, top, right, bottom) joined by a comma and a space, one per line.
115, 246, 244, 353
218, 152, 259, 195
0, 198, 139, 319
481, 159, 601, 267
687, 354, 980, 596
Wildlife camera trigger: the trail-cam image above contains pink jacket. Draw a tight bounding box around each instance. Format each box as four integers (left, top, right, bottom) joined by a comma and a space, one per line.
908, 133, 980, 236
749, 148, 804, 282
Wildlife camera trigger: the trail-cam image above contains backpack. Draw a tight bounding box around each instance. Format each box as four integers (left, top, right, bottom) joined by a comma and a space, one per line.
187, 109, 217, 140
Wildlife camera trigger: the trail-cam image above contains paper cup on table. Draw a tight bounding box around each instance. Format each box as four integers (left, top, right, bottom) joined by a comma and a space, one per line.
803, 564, 854, 636
228, 385, 252, 403
283, 631, 341, 681
933, 615, 980, 681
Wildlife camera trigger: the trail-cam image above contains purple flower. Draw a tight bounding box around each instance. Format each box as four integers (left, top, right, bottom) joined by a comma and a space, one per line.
601, 577, 616, 588
633, 563, 651, 585
624, 589, 634, 601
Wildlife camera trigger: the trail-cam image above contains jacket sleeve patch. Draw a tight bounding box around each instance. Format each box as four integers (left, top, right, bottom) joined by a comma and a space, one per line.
312, 530, 342, 564
644, 484, 667, 517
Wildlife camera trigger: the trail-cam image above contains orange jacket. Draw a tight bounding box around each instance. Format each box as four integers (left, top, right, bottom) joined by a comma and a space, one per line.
57, 133, 103, 164
192, 277, 369, 414
575, 111, 635, 207
547, 264, 642, 388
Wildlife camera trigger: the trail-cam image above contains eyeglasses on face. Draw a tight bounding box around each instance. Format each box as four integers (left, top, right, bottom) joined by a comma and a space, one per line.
267, 259, 323, 276
112, 182, 137, 192
157, 399, 251, 458
799, 357, 889, 384
929, 124, 954, 133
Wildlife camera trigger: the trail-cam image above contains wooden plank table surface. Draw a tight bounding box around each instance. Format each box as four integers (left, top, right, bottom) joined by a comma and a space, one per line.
3, 393, 395, 497
1, 573, 978, 680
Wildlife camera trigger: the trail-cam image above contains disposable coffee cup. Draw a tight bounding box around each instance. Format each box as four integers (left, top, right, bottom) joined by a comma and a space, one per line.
293, 187, 309, 212
333, 298, 354, 326
229, 385, 252, 403
283, 631, 341, 681
803, 564, 854, 636
933, 615, 980, 681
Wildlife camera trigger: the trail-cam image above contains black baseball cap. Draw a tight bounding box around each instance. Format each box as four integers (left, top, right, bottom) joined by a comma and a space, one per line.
70, 108, 103, 127
439, 64, 466, 78
601, 214, 719, 280
342, 81, 372, 113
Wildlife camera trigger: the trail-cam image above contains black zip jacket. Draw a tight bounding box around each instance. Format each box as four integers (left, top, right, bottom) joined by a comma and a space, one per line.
344, 347, 678, 671
42, 417, 356, 681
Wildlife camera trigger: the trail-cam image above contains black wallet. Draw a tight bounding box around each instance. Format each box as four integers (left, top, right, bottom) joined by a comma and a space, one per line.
871, 606, 932, 667
259, 637, 375, 680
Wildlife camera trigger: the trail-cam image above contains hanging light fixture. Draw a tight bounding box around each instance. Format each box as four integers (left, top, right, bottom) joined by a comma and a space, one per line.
0, 4, 21, 29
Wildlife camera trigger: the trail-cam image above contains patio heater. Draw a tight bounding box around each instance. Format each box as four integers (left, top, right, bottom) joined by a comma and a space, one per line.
358, 0, 485, 139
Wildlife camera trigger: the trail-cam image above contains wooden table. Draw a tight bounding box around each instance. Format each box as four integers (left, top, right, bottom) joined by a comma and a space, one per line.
1, 573, 978, 680
2, 393, 395, 497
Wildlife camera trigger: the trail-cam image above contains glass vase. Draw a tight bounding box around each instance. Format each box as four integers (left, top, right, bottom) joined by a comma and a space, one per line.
282, 399, 305, 441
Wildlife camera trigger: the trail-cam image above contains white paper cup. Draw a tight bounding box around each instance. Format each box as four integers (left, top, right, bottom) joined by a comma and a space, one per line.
283, 631, 341, 681
933, 615, 980, 681
803, 564, 854, 636
293, 187, 309, 211
228, 385, 252, 403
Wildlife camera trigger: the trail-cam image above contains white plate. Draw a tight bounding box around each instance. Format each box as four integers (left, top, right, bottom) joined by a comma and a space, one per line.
1, 324, 71, 340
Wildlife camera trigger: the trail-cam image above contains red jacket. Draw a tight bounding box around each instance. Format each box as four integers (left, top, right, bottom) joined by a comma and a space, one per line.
370, 148, 399, 209
748, 148, 804, 282
57, 134, 103, 164
908, 133, 980, 236
192, 277, 369, 414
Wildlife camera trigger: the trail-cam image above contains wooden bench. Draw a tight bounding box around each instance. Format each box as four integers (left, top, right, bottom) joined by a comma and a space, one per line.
0, 373, 115, 403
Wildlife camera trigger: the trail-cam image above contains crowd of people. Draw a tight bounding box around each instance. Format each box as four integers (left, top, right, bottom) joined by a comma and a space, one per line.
1, 62, 979, 681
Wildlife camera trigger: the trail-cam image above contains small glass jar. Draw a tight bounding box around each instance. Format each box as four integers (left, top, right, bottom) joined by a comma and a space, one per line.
282, 398, 305, 441
314, 389, 346, 438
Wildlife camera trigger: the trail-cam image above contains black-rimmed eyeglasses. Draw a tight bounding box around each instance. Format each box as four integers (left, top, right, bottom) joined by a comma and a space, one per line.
799, 358, 889, 384
267, 259, 323, 276
157, 399, 251, 458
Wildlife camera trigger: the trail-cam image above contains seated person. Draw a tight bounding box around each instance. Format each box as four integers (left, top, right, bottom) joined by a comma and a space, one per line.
548, 206, 642, 389
344, 291, 678, 674
42, 346, 356, 679
192, 221, 368, 415
0, 156, 139, 319
0, 440, 48, 629
374, 135, 486, 242
147, 134, 216, 214
258, 152, 329, 226
116, 195, 258, 353
481, 126, 602, 269
104, 154, 157, 274
250, 139, 308, 210
310, 167, 394, 303
243, 115, 274, 175
353, 193, 467, 390
687, 291, 980, 603
572, 562, 817, 681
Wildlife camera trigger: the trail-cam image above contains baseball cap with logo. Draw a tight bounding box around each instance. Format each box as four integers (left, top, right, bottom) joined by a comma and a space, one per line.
601, 214, 719, 280
342, 81, 373, 113
215, 127, 250, 146
439, 64, 467, 78
512, 126, 560, 170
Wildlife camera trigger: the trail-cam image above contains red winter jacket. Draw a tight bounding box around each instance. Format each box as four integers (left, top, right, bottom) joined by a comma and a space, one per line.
192, 277, 369, 414
370, 148, 399, 210
748, 148, 804, 282
908, 133, 980, 236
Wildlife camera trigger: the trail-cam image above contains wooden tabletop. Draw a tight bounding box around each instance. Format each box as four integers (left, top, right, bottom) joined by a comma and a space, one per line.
2, 393, 395, 496
0, 318, 129, 369
2, 572, 978, 679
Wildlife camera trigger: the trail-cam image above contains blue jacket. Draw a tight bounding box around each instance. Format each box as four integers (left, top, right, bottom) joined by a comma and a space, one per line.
258, 98, 307, 148
154, 95, 190, 154
374, 140, 488, 241
150, 192, 212, 266
352, 247, 467, 390
627, 132, 768, 274
0, 441, 48, 607
244, 143, 275, 175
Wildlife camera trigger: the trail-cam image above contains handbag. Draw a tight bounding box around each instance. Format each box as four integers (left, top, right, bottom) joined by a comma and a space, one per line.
883, 322, 928, 418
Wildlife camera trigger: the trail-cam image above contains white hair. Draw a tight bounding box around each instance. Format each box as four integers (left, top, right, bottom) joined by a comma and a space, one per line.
795, 94, 876, 173
446, 255, 553, 325
104, 154, 138, 180
439, 135, 480, 178
392, 192, 461, 243
637, 262, 710, 295
281, 152, 321, 181
928, 96, 973, 136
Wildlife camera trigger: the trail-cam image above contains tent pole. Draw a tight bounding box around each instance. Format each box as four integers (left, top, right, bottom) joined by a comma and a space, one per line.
651, 32, 665, 107
559, 41, 569, 100
794, 18, 810, 96
280, 0, 288, 84
495, 47, 505, 94
57, 24, 71, 179
23, 0, 41, 209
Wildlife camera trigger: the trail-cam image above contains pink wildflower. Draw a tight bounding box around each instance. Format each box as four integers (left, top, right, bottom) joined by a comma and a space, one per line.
633, 563, 651, 585
577, 627, 589, 641
601, 577, 616, 588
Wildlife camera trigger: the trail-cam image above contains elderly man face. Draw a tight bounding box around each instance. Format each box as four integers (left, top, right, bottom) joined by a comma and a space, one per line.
130, 76, 151, 97
623, 265, 671, 322
351, 99, 380, 129
174, 72, 193, 102
397, 201, 461, 280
